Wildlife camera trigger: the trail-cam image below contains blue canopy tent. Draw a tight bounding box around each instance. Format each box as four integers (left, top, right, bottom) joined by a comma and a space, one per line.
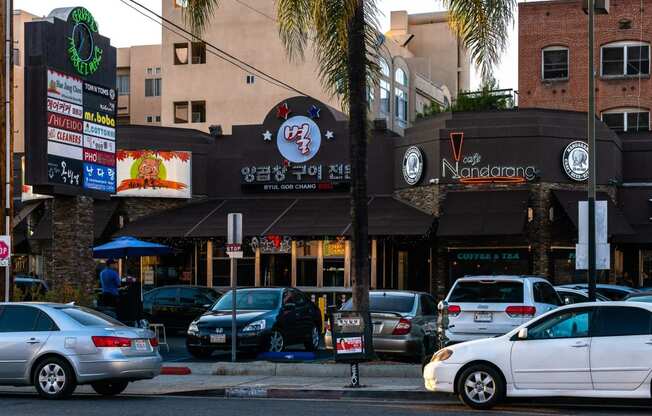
93, 236, 172, 300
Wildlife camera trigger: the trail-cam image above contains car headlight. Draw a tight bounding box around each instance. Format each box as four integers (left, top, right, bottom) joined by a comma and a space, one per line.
188, 321, 199, 334
430, 348, 453, 363
242, 319, 266, 332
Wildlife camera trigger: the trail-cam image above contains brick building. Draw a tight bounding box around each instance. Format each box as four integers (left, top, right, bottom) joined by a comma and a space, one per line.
519, 0, 652, 133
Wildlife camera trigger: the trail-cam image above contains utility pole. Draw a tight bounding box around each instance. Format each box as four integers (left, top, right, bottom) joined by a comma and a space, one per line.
587, 0, 597, 301
1, 0, 13, 302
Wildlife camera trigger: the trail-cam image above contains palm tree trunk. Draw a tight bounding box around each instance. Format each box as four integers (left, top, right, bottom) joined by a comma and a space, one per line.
348, 0, 369, 314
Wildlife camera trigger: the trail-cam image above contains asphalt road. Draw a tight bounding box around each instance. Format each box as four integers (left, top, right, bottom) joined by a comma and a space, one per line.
2, 394, 652, 416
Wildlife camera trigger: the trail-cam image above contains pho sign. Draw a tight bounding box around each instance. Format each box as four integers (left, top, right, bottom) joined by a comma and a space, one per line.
0, 236, 10, 267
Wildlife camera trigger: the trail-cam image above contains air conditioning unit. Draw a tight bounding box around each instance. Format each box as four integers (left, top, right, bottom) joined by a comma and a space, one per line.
582, 0, 609, 14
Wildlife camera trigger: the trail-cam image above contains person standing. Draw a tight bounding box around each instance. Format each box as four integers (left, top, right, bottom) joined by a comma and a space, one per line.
100, 259, 121, 307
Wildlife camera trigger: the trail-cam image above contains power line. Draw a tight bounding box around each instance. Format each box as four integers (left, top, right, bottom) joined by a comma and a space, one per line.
121, 0, 312, 98
232, 0, 277, 22
119, 0, 292, 93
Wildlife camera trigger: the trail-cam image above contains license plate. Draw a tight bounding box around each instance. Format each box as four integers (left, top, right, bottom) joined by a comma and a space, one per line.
474, 312, 493, 322
134, 339, 148, 351
210, 334, 226, 344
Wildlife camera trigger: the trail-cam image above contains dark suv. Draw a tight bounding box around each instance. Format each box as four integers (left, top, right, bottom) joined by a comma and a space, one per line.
143, 285, 221, 330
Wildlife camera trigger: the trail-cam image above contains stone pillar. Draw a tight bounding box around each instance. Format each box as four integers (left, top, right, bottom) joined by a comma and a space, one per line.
47, 196, 95, 294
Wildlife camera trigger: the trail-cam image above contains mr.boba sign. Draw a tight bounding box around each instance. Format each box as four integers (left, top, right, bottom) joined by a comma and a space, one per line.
25, 7, 117, 197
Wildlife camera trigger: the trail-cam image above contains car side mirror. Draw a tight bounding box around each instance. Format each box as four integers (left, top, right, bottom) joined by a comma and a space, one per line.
517, 327, 528, 340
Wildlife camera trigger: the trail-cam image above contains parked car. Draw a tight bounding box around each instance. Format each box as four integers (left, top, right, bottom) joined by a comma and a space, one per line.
324, 290, 438, 362
0, 302, 161, 399
13, 276, 49, 300
558, 283, 640, 301
143, 285, 222, 331
186, 287, 322, 358
623, 291, 652, 303
424, 302, 652, 409
443, 276, 562, 344
555, 286, 610, 304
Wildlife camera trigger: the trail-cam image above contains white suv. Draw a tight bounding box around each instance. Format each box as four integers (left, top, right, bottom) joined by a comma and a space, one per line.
443, 275, 562, 344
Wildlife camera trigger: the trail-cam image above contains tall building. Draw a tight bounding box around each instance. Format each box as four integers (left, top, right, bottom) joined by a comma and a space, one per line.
13, 9, 39, 153
519, 0, 652, 133
117, 1, 468, 135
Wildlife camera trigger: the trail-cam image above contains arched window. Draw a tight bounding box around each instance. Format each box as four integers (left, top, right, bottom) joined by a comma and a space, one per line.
601, 41, 650, 77
395, 68, 408, 86
380, 58, 390, 77
602, 108, 650, 132
379, 57, 391, 117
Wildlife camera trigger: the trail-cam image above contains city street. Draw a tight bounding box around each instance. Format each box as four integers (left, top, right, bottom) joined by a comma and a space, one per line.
2, 393, 652, 416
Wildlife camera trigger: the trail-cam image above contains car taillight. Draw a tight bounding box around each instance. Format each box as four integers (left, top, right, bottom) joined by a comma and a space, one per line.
392, 318, 412, 335
92, 336, 132, 348
447, 305, 461, 317
505, 306, 536, 318
150, 337, 159, 347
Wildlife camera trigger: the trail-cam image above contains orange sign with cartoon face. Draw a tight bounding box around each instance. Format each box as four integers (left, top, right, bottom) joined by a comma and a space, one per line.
115, 150, 192, 198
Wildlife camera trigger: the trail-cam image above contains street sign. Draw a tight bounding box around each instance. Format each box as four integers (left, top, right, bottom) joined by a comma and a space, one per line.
576, 200, 610, 270
0, 236, 10, 267
227, 213, 243, 258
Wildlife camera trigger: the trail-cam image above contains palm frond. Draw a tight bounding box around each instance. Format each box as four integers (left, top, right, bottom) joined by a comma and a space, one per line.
443, 0, 515, 81
184, 0, 220, 36
276, 0, 312, 61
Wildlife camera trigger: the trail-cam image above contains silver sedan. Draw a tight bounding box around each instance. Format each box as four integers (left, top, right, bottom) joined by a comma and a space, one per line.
0, 302, 162, 399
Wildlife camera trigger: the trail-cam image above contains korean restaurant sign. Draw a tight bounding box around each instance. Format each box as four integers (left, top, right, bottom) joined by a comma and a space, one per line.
115, 150, 192, 199
441, 132, 538, 185
25, 7, 117, 197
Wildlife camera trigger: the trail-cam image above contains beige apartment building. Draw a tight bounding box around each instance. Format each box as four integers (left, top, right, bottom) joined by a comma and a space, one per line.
118, 1, 470, 135
13, 9, 39, 153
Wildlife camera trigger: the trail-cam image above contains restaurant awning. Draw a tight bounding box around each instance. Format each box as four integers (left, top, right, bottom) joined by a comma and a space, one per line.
30, 200, 120, 241
552, 190, 635, 236
116, 196, 434, 238
437, 190, 529, 237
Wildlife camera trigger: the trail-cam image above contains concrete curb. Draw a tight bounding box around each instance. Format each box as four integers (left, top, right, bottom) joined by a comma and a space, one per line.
207, 361, 422, 378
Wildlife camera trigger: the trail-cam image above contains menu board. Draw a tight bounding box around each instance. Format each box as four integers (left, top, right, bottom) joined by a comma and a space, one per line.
45, 68, 117, 193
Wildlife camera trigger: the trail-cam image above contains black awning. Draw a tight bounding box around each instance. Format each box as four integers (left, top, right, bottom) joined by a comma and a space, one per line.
94, 200, 120, 240
552, 190, 635, 236
31, 212, 52, 240
614, 224, 652, 244
12, 201, 43, 229
115, 196, 434, 239
437, 190, 529, 237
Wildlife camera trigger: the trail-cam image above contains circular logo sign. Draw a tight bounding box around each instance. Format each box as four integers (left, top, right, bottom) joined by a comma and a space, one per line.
402, 146, 424, 186
277, 115, 322, 163
562, 141, 589, 181
68, 8, 103, 76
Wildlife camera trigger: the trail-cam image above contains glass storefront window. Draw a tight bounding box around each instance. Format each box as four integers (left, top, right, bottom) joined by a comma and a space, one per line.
323, 258, 345, 287
296, 240, 319, 287
213, 241, 255, 288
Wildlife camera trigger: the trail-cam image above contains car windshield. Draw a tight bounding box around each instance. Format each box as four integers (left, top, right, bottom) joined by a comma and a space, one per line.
342, 294, 415, 313
59, 306, 125, 327
212, 290, 280, 311
626, 295, 652, 303
449, 280, 524, 303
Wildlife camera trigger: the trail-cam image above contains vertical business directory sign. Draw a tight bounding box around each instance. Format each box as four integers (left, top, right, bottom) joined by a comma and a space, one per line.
25, 7, 117, 198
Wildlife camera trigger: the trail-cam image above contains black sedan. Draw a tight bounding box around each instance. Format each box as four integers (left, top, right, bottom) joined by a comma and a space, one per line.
143, 285, 221, 331
186, 287, 322, 358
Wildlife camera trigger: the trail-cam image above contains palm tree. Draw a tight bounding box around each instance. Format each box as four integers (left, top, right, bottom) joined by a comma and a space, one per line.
443, 0, 516, 82
183, 0, 380, 313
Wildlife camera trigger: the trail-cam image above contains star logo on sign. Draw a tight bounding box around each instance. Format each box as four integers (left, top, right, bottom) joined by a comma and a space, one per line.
277, 102, 291, 120
325, 130, 335, 140
308, 105, 321, 119
262, 130, 272, 141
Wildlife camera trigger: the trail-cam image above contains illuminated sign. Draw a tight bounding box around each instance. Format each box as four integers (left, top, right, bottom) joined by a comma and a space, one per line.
402, 146, 424, 186
67, 8, 103, 76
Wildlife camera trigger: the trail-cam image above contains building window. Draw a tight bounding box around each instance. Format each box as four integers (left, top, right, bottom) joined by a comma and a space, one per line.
117, 74, 130, 95
602, 108, 650, 132
174, 101, 189, 123
395, 68, 408, 86
145, 78, 162, 97
155, 67, 161, 74
296, 241, 318, 287
174, 43, 189, 65
542, 46, 569, 80
395, 88, 408, 127
323, 239, 346, 287
246, 75, 255, 84
213, 243, 255, 287
155, 115, 161, 122
380, 80, 390, 116
146, 67, 153, 75
380, 57, 390, 77
601, 42, 650, 77
191, 101, 206, 123
191, 42, 207, 64
146, 115, 153, 123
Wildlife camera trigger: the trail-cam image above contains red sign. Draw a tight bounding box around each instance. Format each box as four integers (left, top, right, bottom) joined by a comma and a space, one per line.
0, 236, 10, 266
335, 337, 363, 354
84, 148, 115, 167
47, 112, 83, 132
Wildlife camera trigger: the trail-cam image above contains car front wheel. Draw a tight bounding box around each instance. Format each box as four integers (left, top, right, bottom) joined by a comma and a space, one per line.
34, 357, 77, 399
91, 380, 129, 396
268, 330, 285, 352
457, 364, 504, 410
304, 326, 320, 351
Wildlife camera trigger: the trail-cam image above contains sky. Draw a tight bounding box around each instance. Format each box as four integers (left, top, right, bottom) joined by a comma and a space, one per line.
14, 0, 519, 91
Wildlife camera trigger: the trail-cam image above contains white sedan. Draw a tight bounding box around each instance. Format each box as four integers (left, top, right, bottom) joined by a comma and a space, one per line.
424, 302, 652, 409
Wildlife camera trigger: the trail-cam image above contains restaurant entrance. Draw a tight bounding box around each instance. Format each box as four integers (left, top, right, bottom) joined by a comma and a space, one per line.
261, 254, 292, 287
